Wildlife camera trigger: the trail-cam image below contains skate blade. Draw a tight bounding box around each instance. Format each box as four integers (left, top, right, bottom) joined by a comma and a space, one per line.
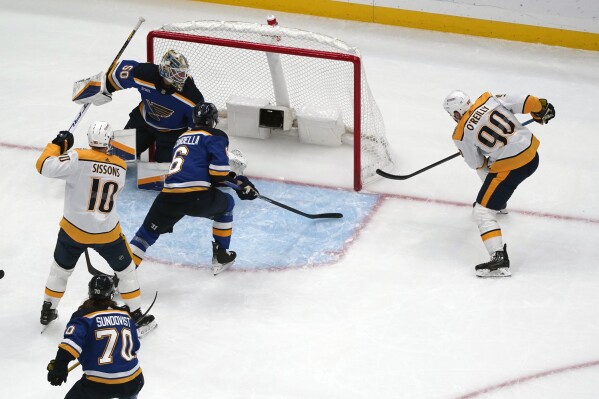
476, 267, 511, 278
212, 261, 234, 276
40, 315, 59, 334
137, 321, 158, 339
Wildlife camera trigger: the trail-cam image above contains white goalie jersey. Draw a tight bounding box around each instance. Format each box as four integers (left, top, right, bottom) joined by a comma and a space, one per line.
36, 144, 127, 244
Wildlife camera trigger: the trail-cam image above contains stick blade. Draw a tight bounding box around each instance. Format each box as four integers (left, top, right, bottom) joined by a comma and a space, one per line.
310, 212, 343, 219
376, 169, 409, 180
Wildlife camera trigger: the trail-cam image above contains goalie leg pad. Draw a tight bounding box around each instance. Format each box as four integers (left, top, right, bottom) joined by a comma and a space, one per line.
473, 203, 504, 255
72, 71, 112, 106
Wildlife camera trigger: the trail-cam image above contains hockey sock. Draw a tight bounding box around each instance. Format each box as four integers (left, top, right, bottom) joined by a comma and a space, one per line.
213, 207, 233, 249
44, 261, 75, 308
473, 203, 504, 255
115, 262, 142, 310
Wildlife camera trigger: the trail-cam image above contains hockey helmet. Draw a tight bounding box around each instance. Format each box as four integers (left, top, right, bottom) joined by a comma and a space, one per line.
87, 121, 113, 148
443, 90, 471, 122
88, 275, 115, 300
159, 49, 189, 92
193, 102, 219, 127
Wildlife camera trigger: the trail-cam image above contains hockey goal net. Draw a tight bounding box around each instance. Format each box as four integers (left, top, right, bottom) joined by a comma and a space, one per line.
147, 19, 393, 191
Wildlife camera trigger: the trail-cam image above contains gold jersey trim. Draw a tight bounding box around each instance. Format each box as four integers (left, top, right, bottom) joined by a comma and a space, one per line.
60, 218, 123, 245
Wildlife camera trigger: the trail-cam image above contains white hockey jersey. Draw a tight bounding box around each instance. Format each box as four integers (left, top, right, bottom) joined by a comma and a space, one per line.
36, 144, 127, 244
452, 92, 541, 173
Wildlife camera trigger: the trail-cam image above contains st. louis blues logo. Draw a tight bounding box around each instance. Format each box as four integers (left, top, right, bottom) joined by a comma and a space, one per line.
145, 99, 174, 121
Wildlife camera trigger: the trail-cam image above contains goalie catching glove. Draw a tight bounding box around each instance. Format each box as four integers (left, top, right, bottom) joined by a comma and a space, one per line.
531, 98, 555, 125
234, 175, 258, 200
72, 71, 112, 106
52, 131, 74, 154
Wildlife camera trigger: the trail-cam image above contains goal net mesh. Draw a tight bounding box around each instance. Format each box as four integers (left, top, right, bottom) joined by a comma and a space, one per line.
148, 20, 394, 190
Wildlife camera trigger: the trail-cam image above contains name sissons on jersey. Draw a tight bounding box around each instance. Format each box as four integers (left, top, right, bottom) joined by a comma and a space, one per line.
92, 163, 121, 177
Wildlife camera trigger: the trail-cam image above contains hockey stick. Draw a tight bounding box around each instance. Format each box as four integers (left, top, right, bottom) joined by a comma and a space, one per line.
72, 17, 146, 276
84, 248, 111, 277
224, 181, 343, 219
68, 291, 158, 373
376, 119, 534, 181
67, 16, 146, 133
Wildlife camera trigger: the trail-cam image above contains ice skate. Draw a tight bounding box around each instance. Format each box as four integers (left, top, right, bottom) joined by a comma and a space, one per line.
211, 241, 236, 276
40, 301, 58, 326
475, 244, 511, 277
131, 308, 157, 338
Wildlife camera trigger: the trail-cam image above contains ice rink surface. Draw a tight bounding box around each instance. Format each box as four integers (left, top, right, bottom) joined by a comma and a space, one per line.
1, 0, 599, 398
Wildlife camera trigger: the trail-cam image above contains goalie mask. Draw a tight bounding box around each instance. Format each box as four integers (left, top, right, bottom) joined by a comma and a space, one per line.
88, 275, 115, 300
443, 90, 471, 122
159, 50, 189, 92
87, 121, 113, 149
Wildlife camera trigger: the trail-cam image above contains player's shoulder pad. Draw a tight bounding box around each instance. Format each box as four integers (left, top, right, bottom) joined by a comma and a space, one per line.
70, 306, 100, 320
133, 62, 161, 84
180, 77, 204, 103
205, 127, 229, 140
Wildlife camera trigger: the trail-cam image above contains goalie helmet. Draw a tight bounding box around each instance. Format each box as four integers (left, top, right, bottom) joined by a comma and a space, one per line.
193, 102, 219, 127
443, 90, 471, 122
159, 49, 189, 92
88, 275, 115, 300
87, 121, 113, 148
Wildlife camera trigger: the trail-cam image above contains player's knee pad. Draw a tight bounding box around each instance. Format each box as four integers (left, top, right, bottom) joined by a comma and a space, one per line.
49, 260, 75, 280
115, 262, 140, 291
224, 192, 235, 212
214, 192, 235, 224
472, 202, 500, 231
45, 261, 75, 296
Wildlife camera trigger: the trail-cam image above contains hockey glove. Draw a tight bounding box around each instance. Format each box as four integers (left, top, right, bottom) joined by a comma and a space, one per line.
52, 131, 74, 154
235, 175, 258, 200
47, 359, 68, 386
531, 99, 555, 124
72, 71, 112, 106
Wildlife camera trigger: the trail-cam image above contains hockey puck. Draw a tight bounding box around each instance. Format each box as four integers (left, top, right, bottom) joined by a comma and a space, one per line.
0, 270, 4, 279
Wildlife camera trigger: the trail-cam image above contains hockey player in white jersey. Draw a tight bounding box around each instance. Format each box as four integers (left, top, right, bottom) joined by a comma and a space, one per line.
36, 122, 155, 334
444, 90, 555, 277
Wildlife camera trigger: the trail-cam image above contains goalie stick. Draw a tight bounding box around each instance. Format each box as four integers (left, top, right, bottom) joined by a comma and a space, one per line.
224, 181, 343, 219
67, 291, 158, 373
67, 16, 146, 133
376, 119, 534, 181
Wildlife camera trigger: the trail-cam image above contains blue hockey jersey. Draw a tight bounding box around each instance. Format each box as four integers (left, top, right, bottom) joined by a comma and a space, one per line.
107, 59, 204, 131
58, 308, 142, 384
162, 127, 231, 193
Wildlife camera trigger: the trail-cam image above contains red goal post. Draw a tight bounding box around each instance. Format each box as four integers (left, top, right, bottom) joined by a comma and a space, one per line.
147, 20, 393, 191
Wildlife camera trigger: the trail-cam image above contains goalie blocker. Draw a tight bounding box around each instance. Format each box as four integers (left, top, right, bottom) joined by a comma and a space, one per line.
72, 72, 112, 106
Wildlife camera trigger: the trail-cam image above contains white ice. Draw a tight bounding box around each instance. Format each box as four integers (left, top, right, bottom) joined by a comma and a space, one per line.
1, 0, 599, 398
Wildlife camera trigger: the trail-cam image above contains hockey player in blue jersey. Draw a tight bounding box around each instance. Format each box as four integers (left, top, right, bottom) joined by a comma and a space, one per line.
47, 275, 144, 399
74, 49, 204, 162
129, 102, 258, 275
